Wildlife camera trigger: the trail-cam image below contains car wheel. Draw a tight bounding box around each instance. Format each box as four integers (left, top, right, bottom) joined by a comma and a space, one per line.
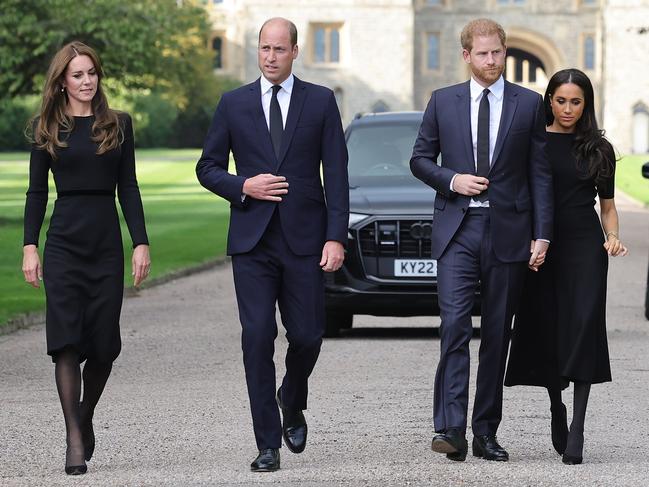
324, 311, 353, 337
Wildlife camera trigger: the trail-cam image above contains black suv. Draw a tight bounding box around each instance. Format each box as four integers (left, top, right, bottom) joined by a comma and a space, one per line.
324, 111, 479, 336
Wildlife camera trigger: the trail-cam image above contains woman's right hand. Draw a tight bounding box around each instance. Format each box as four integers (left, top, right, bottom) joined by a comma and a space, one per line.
22, 244, 42, 288
603, 234, 629, 257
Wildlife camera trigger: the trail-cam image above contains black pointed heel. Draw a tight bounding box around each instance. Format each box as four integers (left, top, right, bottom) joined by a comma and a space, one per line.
551, 403, 568, 455
65, 445, 87, 475
562, 453, 582, 465
65, 464, 88, 475
79, 402, 95, 461
82, 421, 95, 461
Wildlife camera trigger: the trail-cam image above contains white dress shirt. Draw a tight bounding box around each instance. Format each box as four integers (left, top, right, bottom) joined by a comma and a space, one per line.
260, 74, 293, 130
451, 75, 505, 207
241, 74, 294, 202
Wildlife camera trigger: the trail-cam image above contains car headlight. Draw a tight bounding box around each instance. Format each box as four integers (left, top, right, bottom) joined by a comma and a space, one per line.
348, 213, 369, 239
348, 212, 369, 228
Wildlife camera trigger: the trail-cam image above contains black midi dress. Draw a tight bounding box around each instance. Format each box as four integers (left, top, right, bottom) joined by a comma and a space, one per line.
505, 132, 614, 388
23, 113, 148, 363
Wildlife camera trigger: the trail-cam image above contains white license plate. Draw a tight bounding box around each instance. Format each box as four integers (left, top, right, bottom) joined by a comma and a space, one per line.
394, 259, 437, 277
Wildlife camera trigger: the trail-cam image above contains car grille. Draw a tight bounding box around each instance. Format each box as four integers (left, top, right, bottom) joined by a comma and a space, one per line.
357, 219, 432, 258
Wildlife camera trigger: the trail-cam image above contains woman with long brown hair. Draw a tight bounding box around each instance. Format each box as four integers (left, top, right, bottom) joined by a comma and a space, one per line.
22, 41, 150, 475
505, 68, 627, 465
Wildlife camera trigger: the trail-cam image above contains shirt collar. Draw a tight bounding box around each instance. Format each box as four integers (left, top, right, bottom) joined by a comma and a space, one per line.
470, 75, 504, 101
260, 73, 294, 96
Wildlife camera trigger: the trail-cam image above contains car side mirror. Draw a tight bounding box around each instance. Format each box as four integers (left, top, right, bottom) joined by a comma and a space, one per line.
643, 161, 649, 179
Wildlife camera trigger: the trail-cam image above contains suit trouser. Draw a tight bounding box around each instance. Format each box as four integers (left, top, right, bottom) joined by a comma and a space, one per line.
231, 212, 325, 450
433, 208, 526, 436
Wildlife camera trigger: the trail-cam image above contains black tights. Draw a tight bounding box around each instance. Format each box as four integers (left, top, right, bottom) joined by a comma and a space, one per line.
547, 384, 563, 412
54, 347, 112, 466
565, 382, 591, 458
546, 381, 591, 458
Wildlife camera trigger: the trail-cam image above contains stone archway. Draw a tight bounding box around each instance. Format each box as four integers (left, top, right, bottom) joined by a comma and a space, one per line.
504, 29, 564, 94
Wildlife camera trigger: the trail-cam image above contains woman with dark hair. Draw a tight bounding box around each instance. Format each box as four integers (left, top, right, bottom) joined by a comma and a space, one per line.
505, 68, 627, 465
22, 41, 150, 475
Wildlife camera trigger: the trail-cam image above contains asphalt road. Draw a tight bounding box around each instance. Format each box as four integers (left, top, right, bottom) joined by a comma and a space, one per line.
1, 197, 648, 486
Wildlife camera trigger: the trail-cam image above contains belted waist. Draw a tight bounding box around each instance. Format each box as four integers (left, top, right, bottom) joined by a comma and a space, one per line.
57, 190, 115, 197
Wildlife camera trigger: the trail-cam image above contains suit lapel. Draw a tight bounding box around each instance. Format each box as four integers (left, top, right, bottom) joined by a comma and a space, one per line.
249, 79, 277, 167
276, 76, 307, 170
455, 81, 475, 174
491, 81, 518, 171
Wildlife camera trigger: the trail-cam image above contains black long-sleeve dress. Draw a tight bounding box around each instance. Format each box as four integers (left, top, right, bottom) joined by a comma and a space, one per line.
505, 132, 614, 389
24, 113, 148, 363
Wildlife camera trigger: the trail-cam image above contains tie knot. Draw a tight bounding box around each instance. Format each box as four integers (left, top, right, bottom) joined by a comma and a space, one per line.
482, 88, 490, 99
272, 85, 282, 95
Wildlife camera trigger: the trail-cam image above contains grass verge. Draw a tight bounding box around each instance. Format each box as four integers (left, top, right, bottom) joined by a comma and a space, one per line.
0, 149, 229, 328
617, 154, 649, 206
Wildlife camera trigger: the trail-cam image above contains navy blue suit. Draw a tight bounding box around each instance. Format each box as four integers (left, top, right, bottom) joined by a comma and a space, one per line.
197, 76, 349, 449
410, 80, 553, 436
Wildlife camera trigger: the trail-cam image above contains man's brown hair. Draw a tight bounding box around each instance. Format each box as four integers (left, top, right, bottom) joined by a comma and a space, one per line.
460, 18, 506, 51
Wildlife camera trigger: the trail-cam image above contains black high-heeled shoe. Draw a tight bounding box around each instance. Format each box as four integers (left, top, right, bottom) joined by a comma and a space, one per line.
79, 402, 95, 461
551, 403, 568, 455
65, 445, 87, 475
562, 453, 582, 465
65, 464, 88, 475
83, 423, 95, 462
562, 429, 584, 465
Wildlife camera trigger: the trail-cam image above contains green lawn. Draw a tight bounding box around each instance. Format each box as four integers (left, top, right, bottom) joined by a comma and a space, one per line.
2, 149, 647, 329
616, 154, 649, 206
0, 149, 230, 328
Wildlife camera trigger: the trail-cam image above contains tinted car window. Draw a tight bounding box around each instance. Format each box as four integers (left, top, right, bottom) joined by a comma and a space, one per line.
346, 122, 421, 182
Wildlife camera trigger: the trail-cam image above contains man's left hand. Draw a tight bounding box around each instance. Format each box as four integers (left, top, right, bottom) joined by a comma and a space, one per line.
319, 241, 344, 272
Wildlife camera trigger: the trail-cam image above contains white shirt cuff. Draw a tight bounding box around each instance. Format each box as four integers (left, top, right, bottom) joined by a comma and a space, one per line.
450, 174, 458, 192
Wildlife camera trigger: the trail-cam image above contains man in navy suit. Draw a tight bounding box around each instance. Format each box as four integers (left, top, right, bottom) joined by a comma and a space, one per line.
410, 18, 553, 462
196, 17, 348, 472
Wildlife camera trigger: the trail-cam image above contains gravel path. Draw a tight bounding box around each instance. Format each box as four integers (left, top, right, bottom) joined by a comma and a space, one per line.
1, 200, 647, 486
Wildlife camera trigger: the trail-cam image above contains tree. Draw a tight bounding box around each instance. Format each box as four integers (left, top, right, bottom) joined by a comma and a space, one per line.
0, 0, 213, 99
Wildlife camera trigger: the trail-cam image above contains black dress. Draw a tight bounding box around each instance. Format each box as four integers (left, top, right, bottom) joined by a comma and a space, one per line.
24, 113, 148, 363
505, 132, 614, 388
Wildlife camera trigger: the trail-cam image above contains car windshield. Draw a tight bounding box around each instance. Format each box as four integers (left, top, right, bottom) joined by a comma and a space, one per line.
346, 121, 421, 182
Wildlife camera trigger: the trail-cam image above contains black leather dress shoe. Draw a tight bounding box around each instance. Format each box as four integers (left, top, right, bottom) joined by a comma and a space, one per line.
277, 388, 308, 453
431, 428, 468, 462
250, 448, 280, 472
472, 435, 509, 461
551, 403, 568, 455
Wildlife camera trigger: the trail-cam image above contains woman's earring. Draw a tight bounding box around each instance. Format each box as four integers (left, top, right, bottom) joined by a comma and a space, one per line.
60, 87, 65, 93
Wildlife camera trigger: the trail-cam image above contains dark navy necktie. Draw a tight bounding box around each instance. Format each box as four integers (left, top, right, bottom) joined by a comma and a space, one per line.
475, 88, 490, 201
270, 85, 283, 158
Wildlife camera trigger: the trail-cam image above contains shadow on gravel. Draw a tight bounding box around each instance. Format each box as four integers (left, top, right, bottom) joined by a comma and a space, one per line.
328, 327, 481, 340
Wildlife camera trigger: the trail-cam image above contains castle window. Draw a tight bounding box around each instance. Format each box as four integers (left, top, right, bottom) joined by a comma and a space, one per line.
426, 33, 440, 70
311, 23, 342, 64
584, 35, 595, 70
211, 34, 224, 69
